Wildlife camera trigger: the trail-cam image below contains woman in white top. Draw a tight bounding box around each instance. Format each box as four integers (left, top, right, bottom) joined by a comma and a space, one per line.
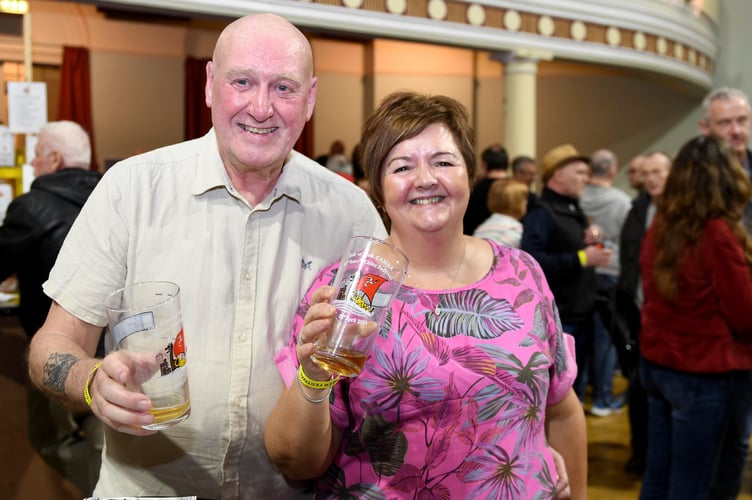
473, 178, 529, 247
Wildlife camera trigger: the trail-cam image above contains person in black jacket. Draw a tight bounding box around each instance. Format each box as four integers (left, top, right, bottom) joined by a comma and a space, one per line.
521, 143, 612, 401
463, 143, 509, 234
0, 120, 102, 494
616, 150, 671, 476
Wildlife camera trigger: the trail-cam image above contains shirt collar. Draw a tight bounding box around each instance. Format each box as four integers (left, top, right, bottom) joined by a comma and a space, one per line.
189, 129, 303, 206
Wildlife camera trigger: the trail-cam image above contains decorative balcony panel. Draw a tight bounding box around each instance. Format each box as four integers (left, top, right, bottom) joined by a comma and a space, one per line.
88, 0, 718, 91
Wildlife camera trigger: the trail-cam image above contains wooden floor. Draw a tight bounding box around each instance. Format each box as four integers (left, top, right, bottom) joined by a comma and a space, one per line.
1, 313, 752, 499
586, 375, 752, 500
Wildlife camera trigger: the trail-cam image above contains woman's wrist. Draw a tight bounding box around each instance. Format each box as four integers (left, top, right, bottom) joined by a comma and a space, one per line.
296, 364, 339, 404
298, 364, 339, 390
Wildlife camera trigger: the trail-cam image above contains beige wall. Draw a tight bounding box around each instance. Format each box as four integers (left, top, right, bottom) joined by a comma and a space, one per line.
311, 38, 500, 167
310, 38, 364, 160
91, 52, 184, 163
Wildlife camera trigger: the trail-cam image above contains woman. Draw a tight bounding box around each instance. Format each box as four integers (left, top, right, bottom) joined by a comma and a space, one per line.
473, 178, 529, 247
265, 92, 587, 499
638, 135, 752, 499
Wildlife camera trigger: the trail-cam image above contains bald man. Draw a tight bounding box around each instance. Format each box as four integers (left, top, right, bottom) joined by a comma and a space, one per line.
28, 14, 385, 498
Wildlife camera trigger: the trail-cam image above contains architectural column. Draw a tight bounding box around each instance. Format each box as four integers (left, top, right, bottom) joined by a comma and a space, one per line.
491, 49, 552, 159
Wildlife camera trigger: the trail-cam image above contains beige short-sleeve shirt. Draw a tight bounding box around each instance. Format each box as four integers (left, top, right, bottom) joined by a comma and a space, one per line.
44, 130, 386, 499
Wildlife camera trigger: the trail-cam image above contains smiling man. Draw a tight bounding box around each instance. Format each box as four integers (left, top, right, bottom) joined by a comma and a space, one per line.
27, 13, 385, 499
700, 87, 751, 170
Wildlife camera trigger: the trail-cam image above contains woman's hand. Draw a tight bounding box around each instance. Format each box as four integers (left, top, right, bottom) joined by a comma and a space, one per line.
296, 285, 338, 380
550, 446, 571, 499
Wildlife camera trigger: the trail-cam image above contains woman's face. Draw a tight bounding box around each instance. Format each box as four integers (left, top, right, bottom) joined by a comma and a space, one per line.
381, 122, 470, 237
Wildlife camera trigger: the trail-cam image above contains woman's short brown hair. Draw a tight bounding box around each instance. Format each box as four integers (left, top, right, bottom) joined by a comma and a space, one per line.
486, 179, 529, 221
359, 91, 476, 225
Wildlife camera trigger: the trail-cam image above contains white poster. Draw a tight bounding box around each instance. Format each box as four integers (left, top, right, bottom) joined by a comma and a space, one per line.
8, 81, 47, 134
0, 126, 14, 166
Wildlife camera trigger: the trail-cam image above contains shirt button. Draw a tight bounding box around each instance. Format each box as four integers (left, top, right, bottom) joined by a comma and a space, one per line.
234, 397, 243, 407
238, 334, 247, 342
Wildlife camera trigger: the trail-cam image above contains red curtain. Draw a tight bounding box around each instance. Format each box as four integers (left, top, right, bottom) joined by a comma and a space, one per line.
295, 120, 313, 158
57, 46, 97, 171
185, 57, 211, 140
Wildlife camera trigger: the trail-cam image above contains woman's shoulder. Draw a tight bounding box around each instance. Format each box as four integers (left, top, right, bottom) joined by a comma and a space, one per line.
482, 238, 541, 272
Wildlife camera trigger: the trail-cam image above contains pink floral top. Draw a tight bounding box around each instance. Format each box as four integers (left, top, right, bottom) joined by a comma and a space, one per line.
275, 241, 577, 499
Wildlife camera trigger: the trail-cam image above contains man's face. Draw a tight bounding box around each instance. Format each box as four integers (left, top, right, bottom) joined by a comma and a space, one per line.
641, 153, 671, 199
30, 135, 59, 177
626, 156, 644, 190
554, 160, 590, 199
205, 18, 317, 177
700, 96, 750, 162
514, 161, 537, 187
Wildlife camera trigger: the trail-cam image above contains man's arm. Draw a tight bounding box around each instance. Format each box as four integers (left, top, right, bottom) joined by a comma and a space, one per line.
28, 301, 157, 434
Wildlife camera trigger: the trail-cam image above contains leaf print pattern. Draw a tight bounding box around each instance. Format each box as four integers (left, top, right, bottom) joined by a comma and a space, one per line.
425, 289, 524, 339
359, 334, 445, 414
316, 464, 387, 499
417, 331, 451, 365
292, 241, 576, 498
519, 303, 547, 348
460, 445, 530, 498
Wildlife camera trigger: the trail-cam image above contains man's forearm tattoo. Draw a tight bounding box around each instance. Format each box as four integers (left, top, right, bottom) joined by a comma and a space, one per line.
42, 353, 79, 394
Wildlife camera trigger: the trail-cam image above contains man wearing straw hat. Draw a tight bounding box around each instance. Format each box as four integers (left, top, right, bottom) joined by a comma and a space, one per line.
521, 143, 613, 402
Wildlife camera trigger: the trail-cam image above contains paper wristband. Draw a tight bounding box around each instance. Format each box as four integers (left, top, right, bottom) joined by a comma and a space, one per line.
83, 361, 103, 406
298, 365, 339, 390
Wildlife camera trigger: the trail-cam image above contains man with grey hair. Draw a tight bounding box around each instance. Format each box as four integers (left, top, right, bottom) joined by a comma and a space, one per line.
580, 149, 631, 417
0, 120, 102, 493
700, 86, 752, 500
700, 86, 751, 170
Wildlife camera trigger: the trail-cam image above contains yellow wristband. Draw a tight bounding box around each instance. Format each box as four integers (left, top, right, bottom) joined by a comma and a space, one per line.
577, 249, 587, 267
83, 361, 102, 406
298, 365, 339, 390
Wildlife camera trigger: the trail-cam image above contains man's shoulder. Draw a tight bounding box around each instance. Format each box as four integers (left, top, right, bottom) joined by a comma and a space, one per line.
113, 136, 206, 170
289, 151, 369, 199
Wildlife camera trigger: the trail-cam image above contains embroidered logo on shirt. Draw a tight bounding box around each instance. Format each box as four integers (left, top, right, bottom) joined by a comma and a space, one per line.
301, 259, 312, 270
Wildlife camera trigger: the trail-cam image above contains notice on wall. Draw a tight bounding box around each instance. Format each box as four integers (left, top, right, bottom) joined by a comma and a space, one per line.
8, 81, 47, 134
0, 126, 14, 166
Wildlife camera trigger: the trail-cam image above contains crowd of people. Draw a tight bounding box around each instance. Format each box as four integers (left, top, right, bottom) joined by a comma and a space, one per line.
0, 9, 747, 500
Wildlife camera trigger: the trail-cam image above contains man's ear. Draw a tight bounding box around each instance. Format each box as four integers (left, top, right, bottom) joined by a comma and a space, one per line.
698, 118, 709, 135
50, 150, 64, 171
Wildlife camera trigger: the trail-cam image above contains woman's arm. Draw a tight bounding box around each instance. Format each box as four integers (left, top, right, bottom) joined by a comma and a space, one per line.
265, 286, 344, 479
546, 389, 587, 500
